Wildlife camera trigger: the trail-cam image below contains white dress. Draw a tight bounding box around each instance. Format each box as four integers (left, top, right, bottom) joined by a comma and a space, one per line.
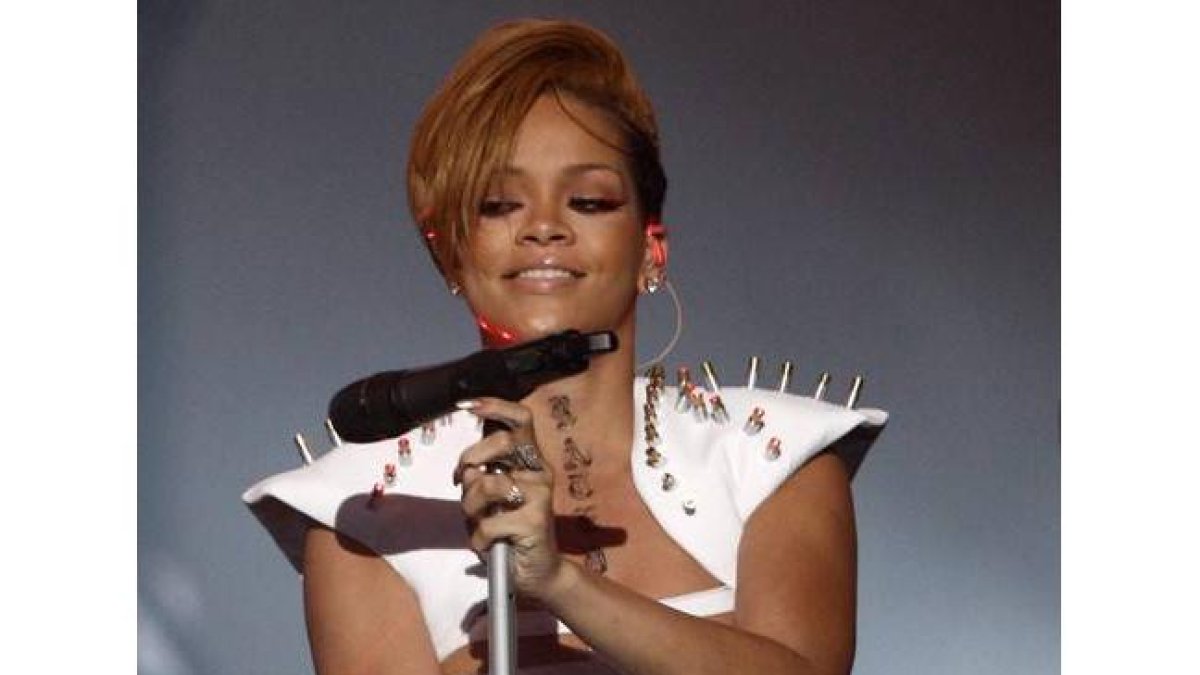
243, 378, 887, 668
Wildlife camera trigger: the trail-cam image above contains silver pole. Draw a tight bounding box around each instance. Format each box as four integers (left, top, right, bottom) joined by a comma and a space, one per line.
488, 541, 515, 675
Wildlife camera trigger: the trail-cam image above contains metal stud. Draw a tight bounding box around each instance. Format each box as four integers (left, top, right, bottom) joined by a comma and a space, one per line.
675, 381, 694, 412
661, 473, 677, 491
368, 482, 385, 509
709, 394, 730, 424
645, 447, 665, 468
646, 363, 666, 382
397, 437, 413, 466
676, 365, 691, 388
682, 499, 697, 516
645, 422, 661, 444
743, 407, 765, 435
420, 421, 436, 445
765, 437, 782, 461
383, 462, 397, 485
690, 388, 709, 421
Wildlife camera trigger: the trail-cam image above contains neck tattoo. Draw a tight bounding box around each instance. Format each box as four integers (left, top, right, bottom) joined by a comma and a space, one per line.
550, 394, 607, 574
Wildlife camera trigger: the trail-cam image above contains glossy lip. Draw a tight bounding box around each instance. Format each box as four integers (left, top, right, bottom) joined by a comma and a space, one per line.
502, 258, 585, 279
502, 258, 585, 292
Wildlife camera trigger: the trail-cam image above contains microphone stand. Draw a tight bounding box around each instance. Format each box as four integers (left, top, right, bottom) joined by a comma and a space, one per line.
483, 420, 516, 675
488, 532, 516, 675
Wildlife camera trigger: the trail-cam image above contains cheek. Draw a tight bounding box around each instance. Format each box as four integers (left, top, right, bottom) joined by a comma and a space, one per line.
459, 231, 510, 277
596, 234, 647, 281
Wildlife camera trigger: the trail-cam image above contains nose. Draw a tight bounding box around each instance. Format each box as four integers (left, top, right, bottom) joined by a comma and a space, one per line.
517, 203, 573, 246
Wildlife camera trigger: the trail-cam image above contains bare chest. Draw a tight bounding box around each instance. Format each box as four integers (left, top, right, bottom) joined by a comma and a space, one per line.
552, 471, 721, 598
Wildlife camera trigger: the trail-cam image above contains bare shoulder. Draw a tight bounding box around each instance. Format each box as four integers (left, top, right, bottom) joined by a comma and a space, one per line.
303, 525, 442, 675
735, 452, 857, 674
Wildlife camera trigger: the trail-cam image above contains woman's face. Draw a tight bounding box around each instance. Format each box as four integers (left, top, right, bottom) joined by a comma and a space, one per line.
455, 94, 648, 345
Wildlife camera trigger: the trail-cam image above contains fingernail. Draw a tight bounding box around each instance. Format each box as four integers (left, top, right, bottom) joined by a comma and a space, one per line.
455, 399, 479, 410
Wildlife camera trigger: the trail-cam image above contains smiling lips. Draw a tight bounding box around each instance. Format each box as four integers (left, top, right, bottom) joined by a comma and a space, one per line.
503, 260, 584, 281
512, 268, 580, 280
501, 265, 584, 293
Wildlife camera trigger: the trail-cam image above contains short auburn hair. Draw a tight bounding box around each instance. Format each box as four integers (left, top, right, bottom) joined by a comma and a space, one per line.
406, 19, 666, 274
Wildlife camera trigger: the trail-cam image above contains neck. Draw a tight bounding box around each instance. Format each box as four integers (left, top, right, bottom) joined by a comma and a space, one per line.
508, 321, 639, 473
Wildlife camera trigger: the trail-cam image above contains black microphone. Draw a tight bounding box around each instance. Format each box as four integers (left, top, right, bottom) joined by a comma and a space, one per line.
327, 329, 618, 443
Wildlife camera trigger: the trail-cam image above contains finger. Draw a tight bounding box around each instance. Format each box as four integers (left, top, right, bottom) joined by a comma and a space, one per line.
461, 472, 523, 519
457, 398, 535, 441
453, 431, 514, 486
469, 507, 551, 555
462, 472, 549, 519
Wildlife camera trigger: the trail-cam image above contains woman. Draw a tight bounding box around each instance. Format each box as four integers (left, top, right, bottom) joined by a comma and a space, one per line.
245, 18, 886, 675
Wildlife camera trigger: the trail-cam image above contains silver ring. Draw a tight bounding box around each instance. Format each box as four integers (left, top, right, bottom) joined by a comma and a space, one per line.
504, 481, 525, 506
509, 442, 544, 472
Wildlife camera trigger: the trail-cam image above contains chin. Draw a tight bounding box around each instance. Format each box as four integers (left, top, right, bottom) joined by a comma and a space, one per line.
520, 314, 586, 339
503, 312, 611, 343
474, 297, 635, 345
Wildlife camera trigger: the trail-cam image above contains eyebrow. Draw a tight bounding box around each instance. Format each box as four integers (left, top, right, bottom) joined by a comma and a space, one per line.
497, 162, 624, 178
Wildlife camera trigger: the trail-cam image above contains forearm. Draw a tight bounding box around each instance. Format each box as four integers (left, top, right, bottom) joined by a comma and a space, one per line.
540, 561, 818, 675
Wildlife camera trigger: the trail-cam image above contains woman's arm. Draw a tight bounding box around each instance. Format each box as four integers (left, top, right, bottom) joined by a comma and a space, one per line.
303, 525, 443, 675
540, 452, 857, 675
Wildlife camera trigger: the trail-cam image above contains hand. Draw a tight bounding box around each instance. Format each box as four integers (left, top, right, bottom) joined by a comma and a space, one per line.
455, 397, 564, 600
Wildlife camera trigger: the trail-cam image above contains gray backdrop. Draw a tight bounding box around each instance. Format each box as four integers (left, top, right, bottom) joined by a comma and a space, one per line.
139, 1, 1058, 673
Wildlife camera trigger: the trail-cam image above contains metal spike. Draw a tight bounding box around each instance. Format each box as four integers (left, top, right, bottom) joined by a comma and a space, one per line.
323, 419, 343, 447
293, 433, 315, 465
746, 356, 761, 389
845, 375, 864, 409
701, 360, 721, 393
812, 372, 831, 401
778, 361, 794, 393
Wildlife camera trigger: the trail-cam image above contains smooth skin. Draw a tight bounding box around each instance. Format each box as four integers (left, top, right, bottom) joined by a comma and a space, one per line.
303, 94, 857, 674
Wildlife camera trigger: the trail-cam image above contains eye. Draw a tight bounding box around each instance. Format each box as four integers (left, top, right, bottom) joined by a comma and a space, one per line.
569, 197, 625, 214
479, 198, 520, 218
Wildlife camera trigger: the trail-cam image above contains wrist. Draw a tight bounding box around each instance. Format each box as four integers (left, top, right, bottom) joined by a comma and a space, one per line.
536, 556, 584, 609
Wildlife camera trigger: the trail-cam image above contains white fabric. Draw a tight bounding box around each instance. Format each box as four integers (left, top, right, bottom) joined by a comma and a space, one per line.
243, 379, 886, 663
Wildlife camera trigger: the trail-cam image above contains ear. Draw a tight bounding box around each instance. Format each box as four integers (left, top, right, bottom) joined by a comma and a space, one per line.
418, 220, 464, 297
637, 222, 669, 293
